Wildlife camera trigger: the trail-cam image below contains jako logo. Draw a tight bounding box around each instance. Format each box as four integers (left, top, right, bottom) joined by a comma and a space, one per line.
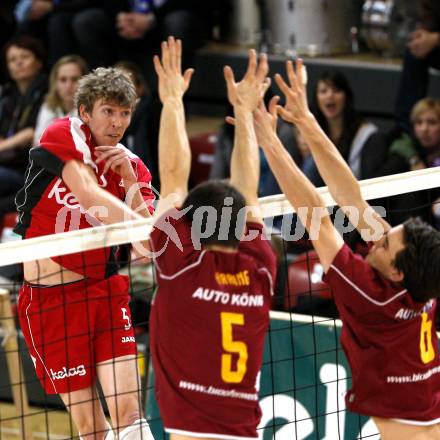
50, 365, 87, 380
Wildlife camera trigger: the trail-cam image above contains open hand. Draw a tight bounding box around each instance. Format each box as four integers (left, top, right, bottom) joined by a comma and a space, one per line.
153, 36, 194, 104
253, 96, 280, 149
224, 50, 270, 112
274, 59, 312, 124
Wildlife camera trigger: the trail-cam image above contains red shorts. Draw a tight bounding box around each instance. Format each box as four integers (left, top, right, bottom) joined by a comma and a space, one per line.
18, 275, 137, 394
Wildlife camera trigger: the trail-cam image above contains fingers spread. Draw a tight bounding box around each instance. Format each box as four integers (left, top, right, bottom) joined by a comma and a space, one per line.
277, 106, 292, 122
296, 59, 307, 87
168, 36, 176, 71
153, 55, 164, 76
225, 116, 236, 126
256, 53, 269, 82
223, 65, 236, 88
286, 60, 299, 89
261, 77, 271, 98
268, 96, 280, 116
161, 40, 170, 71
176, 39, 182, 73
244, 49, 257, 79
183, 68, 194, 89
275, 73, 291, 95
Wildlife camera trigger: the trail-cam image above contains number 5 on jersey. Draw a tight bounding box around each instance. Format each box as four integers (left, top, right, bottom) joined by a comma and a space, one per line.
221, 312, 248, 383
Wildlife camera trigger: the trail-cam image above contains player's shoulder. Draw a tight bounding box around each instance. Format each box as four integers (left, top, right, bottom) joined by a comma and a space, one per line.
40, 116, 85, 144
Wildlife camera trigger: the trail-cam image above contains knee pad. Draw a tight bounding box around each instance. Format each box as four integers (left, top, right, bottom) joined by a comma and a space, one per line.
118, 419, 154, 440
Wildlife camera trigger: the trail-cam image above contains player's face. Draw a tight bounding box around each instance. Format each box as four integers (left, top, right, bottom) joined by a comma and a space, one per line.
413, 110, 440, 149
56, 63, 82, 109
366, 225, 405, 283
80, 99, 132, 146
6, 45, 42, 84
316, 80, 346, 121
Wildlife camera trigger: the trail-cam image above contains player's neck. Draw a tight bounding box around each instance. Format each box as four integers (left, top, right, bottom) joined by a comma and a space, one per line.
204, 244, 238, 254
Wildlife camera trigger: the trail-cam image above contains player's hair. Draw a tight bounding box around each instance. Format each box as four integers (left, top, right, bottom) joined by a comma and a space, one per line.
46, 55, 88, 112
410, 98, 440, 124
75, 67, 137, 113
394, 218, 440, 302
181, 181, 246, 249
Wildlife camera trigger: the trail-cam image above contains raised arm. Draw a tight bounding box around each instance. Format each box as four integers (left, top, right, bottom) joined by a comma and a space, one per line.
224, 50, 270, 223
275, 59, 390, 239
154, 36, 194, 215
253, 98, 344, 271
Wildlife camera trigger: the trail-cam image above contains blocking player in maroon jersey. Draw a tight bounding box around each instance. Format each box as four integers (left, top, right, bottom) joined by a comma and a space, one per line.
253, 58, 440, 440
148, 37, 277, 440
15, 68, 155, 439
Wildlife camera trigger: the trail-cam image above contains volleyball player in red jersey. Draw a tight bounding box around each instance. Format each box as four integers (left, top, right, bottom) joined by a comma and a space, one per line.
148, 38, 277, 440
15, 68, 155, 439
253, 58, 440, 440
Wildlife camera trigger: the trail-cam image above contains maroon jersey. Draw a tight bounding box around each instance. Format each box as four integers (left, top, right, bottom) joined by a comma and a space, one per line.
149, 209, 277, 439
14, 117, 155, 279
323, 244, 440, 423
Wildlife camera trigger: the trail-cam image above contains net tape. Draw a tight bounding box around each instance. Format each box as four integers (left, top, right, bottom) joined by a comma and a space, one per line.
0, 167, 439, 267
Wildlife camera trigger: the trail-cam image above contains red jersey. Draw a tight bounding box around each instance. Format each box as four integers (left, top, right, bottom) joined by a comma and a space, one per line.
323, 244, 440, 424
14, 116, 155, 279
149, 209, 277, 439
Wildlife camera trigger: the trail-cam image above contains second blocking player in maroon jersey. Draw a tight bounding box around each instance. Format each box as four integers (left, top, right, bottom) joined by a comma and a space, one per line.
148, 38, 277, 440
255, 58, 440, 440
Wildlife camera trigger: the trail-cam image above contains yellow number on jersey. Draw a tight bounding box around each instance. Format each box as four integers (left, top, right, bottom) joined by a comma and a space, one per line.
221, 312, 248, 383
420, 313, 435, 364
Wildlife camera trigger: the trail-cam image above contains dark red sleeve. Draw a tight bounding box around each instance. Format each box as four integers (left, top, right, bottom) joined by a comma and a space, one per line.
239, 222, 277, 282
323, 244, 405, 315
149, 208, 202, 276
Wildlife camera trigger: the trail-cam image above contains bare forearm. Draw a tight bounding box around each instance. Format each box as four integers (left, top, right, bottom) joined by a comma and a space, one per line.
262, 135, 327, 234
123, 180, 152, 217
0, 128, 34, 151
81, 185, 144, 224
296, 115, 362, 204
158, 99, 191, 193
230, 107, 259, 206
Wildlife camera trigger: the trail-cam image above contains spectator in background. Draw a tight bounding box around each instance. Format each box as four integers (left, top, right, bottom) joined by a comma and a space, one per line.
114, 0, 212, 83
395, 0, 440, 133
33, 54, 88, 145
386, 98, 440, 227
0, 35, 47, 218
14, 0, 111, 68
304, 71, 388, 186
115, 60, 159, 186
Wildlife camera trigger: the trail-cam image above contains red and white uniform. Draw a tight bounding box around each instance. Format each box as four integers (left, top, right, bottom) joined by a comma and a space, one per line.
18, 276, 136, 394
324, 244, 440, 424
15, 116, 155, 394
15, 116, 155, 279
149, 209, 277, 440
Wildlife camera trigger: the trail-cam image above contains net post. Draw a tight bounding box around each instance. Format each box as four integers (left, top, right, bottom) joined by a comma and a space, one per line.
0, 288, 34, 440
